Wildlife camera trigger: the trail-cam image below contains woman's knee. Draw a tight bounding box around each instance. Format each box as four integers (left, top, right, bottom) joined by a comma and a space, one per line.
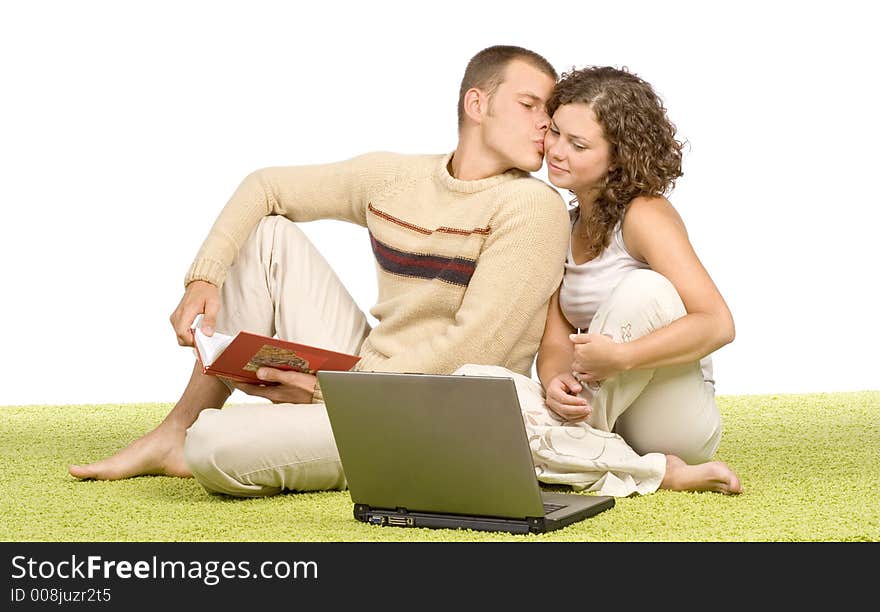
600, 269, 686, 336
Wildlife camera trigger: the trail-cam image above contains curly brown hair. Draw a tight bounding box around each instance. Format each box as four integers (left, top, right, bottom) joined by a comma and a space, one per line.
547, 66, 685, 261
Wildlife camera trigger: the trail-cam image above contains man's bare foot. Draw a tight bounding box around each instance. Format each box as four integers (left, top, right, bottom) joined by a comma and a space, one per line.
68, 422, 191, 481
660, 454, 742, 495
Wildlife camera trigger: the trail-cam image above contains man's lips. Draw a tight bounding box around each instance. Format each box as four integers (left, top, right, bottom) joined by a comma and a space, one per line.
533, 141, 545, 154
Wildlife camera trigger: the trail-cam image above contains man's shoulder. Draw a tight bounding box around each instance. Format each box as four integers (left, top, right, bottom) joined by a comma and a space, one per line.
335, 152, 442, 192
497, 176, 569, 224
502, 174, 564, 202
354, 151, 443, 169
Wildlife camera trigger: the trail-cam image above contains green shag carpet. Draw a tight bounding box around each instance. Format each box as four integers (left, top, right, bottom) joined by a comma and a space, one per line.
1, 392, 878, 542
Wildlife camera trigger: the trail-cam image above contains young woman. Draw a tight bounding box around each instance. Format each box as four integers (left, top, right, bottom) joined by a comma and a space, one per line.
457, 66, 741, 496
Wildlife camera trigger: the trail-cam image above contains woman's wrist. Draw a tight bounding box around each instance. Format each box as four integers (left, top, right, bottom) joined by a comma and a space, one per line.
616, 342, 636, 372
538, 367, 568, 388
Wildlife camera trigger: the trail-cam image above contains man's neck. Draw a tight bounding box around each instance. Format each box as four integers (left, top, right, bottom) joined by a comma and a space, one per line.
449, 139, 510, 181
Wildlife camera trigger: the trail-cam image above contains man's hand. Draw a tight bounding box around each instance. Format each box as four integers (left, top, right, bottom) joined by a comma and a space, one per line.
169, 280, 221, 347
570, 333, 623, 383
223, 368, 317, 404
544, 372, 591, 422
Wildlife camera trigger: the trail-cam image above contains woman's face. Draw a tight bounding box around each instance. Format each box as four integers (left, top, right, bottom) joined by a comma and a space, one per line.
544, 103, 612, 197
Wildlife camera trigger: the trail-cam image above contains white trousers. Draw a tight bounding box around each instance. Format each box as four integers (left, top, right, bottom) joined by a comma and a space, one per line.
184, 217, 369, 496
585, 269, 722, 464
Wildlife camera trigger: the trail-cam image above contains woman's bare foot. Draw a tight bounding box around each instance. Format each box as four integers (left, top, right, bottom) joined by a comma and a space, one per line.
660, 454, 742, 495
68, 422, 191, 481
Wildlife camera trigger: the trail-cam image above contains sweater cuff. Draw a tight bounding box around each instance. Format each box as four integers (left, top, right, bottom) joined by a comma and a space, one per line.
184, 258, 227, 288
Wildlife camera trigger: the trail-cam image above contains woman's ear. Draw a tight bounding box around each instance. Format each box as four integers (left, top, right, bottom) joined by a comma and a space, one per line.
608, 155, 619, 172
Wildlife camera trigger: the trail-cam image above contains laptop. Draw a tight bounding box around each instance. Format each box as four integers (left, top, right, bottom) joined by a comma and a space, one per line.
317, 370, 614, 535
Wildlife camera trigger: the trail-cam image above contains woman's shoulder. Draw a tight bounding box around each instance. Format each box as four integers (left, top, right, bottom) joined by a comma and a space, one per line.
625, 194, 675, 217
624, 195, 684, 231
622, 196, 686, 261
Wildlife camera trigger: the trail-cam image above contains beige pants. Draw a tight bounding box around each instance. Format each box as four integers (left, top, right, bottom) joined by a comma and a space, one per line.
584, 269, 722, 464
184, 216, 370, 496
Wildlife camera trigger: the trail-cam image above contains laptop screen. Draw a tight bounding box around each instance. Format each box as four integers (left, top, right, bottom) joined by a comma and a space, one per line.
318, 371, 546, 519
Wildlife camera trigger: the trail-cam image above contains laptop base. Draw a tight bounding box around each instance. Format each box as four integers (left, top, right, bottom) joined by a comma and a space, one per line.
354, 493, 614, 535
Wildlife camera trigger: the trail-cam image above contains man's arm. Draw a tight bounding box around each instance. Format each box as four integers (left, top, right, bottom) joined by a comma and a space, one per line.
375, 183, 571, 374
185, 152, 404, 288
170, 152, 404, 344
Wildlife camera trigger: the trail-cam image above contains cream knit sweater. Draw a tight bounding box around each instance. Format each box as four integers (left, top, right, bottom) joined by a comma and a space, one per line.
186, 151, 570, 378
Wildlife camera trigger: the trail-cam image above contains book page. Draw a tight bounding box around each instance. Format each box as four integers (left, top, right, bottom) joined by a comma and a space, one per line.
191, 314, 235, 367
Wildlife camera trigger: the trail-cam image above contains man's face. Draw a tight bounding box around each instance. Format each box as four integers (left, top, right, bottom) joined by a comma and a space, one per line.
481, 59, 555, 173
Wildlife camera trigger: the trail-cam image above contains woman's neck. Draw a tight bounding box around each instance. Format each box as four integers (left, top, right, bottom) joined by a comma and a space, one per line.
575, 191, 596, 218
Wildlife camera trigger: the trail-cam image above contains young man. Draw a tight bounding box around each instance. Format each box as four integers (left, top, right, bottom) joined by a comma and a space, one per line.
68, 45, 572, 496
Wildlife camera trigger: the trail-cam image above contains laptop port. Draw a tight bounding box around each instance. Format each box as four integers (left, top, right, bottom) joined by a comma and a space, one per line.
387, 516, 412, 527
368, 515, 385, 525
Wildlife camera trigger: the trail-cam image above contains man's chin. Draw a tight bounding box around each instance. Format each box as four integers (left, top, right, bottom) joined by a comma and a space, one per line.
516, 156, 544, 173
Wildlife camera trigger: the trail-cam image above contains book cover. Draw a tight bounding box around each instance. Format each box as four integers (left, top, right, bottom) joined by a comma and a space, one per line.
190, 315, 360, 385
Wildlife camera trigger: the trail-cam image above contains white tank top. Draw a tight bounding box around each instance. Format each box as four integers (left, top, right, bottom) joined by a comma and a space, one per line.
559, 208, 714, 384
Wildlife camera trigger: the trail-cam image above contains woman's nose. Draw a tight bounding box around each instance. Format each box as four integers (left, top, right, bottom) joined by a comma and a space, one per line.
546, 140, 563, 161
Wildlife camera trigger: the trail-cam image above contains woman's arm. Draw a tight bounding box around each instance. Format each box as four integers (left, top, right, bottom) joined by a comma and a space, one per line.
537, 287, 591, 421
572, 196, 735, 381
537, 288, 576, 386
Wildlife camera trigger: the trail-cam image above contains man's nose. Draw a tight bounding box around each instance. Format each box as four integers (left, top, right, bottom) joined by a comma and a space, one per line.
536, 111, 550, 132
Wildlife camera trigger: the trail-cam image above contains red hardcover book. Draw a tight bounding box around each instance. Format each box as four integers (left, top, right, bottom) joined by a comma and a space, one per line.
190, 315, 360, 385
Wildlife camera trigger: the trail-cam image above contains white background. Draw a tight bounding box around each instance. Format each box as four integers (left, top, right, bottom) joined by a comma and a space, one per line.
1, 1, 877, 405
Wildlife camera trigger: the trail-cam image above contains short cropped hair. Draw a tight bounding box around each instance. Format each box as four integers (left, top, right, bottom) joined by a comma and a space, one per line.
457, 45, 557, 127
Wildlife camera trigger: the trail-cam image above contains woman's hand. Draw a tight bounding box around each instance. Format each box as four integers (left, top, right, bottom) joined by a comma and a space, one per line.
544, 372, 591, 422
570, 333, 625, 383
223, 368, 317, 404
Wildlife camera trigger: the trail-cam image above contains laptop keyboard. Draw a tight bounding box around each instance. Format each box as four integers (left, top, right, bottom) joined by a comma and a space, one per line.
543, 502, 565, 514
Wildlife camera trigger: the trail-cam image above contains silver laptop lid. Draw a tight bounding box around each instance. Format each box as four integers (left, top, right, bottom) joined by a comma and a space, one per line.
318, 371, 546, 519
